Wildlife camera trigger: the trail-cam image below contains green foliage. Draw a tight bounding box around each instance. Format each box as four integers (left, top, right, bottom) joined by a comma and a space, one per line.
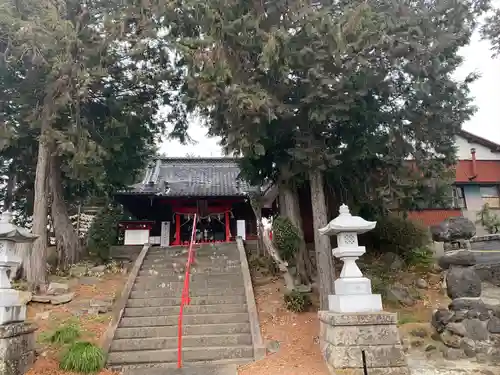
284, 290, 312, 313
272, 216, 301, 263
59, 341, 105, 374
43, 323, 81, 346
367, 215, 430, 258
405, 247, 434, 269
476, 204, 500, 234
87, 205, 124, 260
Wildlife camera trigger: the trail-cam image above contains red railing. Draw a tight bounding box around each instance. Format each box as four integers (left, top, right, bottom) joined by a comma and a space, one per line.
177, 214, 197, 368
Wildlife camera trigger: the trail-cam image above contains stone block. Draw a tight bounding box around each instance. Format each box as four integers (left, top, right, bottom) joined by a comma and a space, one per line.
322, 342, 407, 368
318, 311, 398, 326
322, 324, 400, 346
0, 322, 37, 375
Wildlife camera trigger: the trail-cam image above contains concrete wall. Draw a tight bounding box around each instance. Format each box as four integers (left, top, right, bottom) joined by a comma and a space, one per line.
455, 135, 500, 160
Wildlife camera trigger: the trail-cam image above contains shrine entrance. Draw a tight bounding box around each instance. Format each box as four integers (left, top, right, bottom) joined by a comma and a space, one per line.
171, 199, 233, 246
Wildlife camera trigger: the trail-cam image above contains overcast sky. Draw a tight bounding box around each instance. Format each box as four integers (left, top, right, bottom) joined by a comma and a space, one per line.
159, 29, 500, 157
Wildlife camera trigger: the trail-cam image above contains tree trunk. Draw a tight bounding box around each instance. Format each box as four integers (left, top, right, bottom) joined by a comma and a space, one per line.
49, 154, 81, 270
309, 170, 335, 310
4, 164, 16, 211
28, 126, 50, 293
278, 184, 314, 284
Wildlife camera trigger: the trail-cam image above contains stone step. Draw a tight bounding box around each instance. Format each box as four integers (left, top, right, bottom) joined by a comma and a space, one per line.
145, 252, 240, 259
107, 345, 254, 365
135, 270, 243, 283
114, 322, 251, 339
141, 261, 241, 269
119, 313, 249, 328
130, 287, 245, 299
132, 279, 244, 291
126, 296, 247, 307
124, 304, 247, 317
137, 266, 241, 276
111, 359, 239, 375
110, 360, 250, 375
110, 333, 253, 351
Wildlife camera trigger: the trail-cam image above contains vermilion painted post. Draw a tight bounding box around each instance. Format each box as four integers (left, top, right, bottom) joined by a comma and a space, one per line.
225, 211, 230, 242
177, 214, 197, 368
174, 214, 181, 245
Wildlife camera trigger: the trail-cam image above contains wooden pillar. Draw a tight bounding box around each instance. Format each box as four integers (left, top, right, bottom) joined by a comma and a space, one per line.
225, 211, 230, 242
173, 213, 181, 245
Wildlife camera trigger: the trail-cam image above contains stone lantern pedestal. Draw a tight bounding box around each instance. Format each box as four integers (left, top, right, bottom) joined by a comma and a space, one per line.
0, 212, 37, 375
318, 205, 409, 375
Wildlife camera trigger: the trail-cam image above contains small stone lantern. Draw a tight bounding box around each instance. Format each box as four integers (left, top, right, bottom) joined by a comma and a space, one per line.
0, 211, 37, 324
319, 204, 382, 313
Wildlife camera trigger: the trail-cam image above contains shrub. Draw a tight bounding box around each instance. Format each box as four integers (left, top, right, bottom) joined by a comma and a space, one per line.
273, 216, 301, 263
59, 341, 105, 373
87, 204, 124, 260
44, 323, 81, 345
284, 290, 312, 312
477, 204, 500, 234
405, 246, 434, 268
366, 214, 430, 258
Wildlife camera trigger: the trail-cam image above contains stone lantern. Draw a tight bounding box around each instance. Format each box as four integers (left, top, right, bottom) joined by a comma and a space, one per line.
0, 211, 37, 375
318, 204, 382, 313
318, 205, 409, 375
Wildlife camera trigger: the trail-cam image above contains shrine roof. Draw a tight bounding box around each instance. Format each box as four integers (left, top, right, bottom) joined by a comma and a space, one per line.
117, 157, 260, 198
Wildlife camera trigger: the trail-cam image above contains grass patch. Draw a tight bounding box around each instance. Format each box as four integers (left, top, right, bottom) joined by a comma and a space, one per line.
284, 290, 312, 312
41, 322, 81, 345
60, 341, 105, 373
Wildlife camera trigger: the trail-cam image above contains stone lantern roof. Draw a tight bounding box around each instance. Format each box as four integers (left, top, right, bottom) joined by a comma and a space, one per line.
0, 212, 37, 243
319, 204, 376, 236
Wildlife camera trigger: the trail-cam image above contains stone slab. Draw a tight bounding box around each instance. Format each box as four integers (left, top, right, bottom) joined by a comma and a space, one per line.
320, 323, 401, 346
318, 311, 398, 326
326, 363, 410, 375
328, 294, 383, 313
322, 342, 407, 368
0, 350, 35, 375
0, 322, 37, 339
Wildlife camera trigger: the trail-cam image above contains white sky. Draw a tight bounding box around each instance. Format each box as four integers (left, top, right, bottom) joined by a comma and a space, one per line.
159, 29, 500, 157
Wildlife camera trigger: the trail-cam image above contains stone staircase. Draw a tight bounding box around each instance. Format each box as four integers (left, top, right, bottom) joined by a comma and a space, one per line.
106, 242, 260, 374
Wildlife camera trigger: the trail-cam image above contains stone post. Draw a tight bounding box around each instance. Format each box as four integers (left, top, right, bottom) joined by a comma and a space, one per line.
318, 204, 409, 375
0, 211, 37, 375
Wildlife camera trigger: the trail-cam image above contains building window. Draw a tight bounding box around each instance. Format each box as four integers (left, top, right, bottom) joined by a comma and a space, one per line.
452, 186, 466, 209
480, 186, 500, 208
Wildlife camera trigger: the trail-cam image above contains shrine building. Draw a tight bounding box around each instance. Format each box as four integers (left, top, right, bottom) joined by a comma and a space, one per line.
114, 158, 265, 246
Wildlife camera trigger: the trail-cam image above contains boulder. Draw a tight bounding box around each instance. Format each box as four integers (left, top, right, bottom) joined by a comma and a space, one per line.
487, 316, 500, 333
446, 322, 467, 337
442, 347, 466, 360
460, 338, 476, 358
385, 285, 417, 306
462, 318, 489, 341
432, 309, 454, 332
90, 265, 106, 273
47, 282, 69, 295
440, 330, 462, 348
446, 267, 482, 299
449, 298, 486, 312
430, 217, 476, 242
438, 250, 476, 269
416, 278, 428, 289
31, 294, 52, 303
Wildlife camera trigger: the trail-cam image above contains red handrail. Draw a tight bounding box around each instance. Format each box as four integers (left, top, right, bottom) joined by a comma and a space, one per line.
177, 214, 197, 368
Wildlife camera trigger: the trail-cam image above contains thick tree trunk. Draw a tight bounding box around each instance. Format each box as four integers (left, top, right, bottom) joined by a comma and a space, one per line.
309, 170, 335, 310
4, 164, 16, 211
28, 127, 50, 292
49, 154, 81, 270
278, 184, 314, 284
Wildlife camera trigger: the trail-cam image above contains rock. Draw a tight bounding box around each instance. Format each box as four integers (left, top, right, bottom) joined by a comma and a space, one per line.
487, 316, 500, 333
410, 338, 424, 347
440, 330, 462, 348
47, 282, 69, 295
294, 284, 312, 293
31, 294, 52, 303
266, 340, 280, 354
438, 250, 476, 269
34, 311, 50, 320
463, 318, 489, 341
50, 292, 74, 305
380, 252, 405, 270
18, 291, 32, 305
425, 344, 437, 352
70, 265, 88, 277
90, 265, 106, 273
386, 285, 417, 306
449, 310, 467, 322
410, 327, 428, 338
446, 322, 467, 337
460, 337, 476, 358
475, 340, 494, 355
449, 298, 486, 312
416, 278, 428, 289
442, 347, 466, 360
79, 276, 100, 285
476, 353, 489, 363
446, 267, 481, 299
431, 217, 476, 242
90, 299, 113, 313
430, 263, 442, 274
432, 309, 454, 332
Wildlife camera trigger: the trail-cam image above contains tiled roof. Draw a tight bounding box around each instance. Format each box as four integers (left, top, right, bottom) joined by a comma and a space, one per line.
459, 130, 500, 152
119, 158, 259, 197
407, 209, 462, 227
455, 160, 500, 183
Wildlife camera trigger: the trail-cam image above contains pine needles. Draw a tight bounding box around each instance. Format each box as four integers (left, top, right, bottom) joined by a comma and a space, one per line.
59, 341, 105, 373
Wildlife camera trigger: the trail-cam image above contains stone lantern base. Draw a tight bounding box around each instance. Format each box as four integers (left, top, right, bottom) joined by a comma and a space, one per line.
318, 311, 409, 375
0, 322, 37, 375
